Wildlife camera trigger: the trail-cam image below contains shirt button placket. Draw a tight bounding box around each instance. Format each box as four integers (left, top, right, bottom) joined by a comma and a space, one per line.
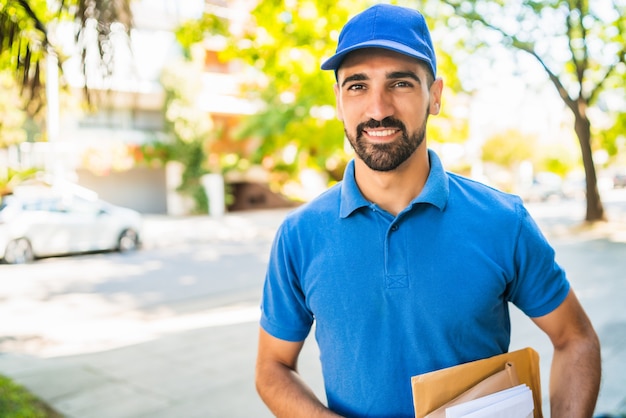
385, 222, 408, 288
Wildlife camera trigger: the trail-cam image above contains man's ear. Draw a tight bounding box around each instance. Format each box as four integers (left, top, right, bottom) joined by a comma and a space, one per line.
429, 78, 444, 116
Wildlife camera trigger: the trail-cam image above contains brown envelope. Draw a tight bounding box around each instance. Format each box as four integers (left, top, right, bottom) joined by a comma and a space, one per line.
424, 362, 520, 418
411, 347, 542, 418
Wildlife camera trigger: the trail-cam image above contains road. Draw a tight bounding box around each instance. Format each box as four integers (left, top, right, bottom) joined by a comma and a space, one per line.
1, 191, 625, 416
1, 210, 284, 357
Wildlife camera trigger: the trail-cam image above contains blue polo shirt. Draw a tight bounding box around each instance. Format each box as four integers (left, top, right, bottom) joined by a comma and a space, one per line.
260, 149, 569, 417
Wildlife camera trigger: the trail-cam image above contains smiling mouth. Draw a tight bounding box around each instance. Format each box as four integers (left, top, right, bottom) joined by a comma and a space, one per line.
364, 129, 399, 138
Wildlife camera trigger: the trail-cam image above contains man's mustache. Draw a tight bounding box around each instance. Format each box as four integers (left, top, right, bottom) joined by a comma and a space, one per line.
357, 117, 407, 136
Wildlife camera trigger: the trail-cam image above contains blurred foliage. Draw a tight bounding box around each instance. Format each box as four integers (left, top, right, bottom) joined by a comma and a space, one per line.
182, 0, 469, 192
219, 0, 354, 186
482, 128, 579, 178
436, 0, 626, 154
0, 0, 134, 198
0, 167, 39, 196
538, 148, 579, 177
482, 129, 536, 168
0, 0, 133, 118
404, 0, 470, 147
175, 12, 229, 59
132, 142, 172, 168
437, 0, 626, 221
0, 70, 27, 148
160, 61, 217, 214
0, 0, 49, 116
600, 111, 626, 158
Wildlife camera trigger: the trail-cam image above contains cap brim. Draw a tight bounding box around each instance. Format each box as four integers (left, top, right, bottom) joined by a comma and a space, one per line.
321, 39, 434, 73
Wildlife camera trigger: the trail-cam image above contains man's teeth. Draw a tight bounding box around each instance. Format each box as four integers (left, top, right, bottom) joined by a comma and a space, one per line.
368, 129, 396, 137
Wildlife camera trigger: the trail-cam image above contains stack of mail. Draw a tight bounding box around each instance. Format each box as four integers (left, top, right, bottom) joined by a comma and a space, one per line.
444, 384, 534, 418
411, 347, 543, 418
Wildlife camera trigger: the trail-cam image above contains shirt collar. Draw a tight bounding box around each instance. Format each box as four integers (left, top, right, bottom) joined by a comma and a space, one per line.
339, 149, 449, 218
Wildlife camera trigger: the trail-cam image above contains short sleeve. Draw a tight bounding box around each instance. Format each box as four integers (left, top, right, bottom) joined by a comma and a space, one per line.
260, 221, 314, 342
507, 204, 570, 317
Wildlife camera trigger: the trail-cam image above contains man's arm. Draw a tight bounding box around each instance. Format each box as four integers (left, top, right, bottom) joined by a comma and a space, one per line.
256, 327, 342, 417
532, 289, 601, 417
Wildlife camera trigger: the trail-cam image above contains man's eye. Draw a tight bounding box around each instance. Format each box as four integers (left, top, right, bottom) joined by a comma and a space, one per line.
393, 81, 412, 88
347, 84, 365, 91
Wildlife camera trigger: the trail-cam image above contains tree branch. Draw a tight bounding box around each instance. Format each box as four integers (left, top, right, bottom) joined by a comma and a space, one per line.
513, 40, 579, 115
565, 0, 587, 89
17, 0, 50, 47
589, 0, 626, 104
440, 0, 578, 114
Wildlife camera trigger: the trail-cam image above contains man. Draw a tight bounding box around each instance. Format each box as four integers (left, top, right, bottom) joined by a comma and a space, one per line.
256, 4, 601, 417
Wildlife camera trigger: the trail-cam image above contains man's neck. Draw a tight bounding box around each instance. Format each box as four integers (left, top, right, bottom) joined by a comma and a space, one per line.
353, 148, 430, 216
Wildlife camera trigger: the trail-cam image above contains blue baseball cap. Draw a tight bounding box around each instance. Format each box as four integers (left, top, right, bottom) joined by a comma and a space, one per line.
321, 4, 437, 78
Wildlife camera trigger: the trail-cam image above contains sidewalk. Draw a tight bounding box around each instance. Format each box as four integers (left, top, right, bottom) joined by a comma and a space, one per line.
1, 205, 625, 417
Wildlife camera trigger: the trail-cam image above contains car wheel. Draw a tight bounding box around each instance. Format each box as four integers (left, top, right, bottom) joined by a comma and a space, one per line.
117, 229, 139, 252
4, 238, 34, 264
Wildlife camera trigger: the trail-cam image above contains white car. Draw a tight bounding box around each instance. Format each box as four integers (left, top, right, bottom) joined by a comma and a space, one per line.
0, 192, 142, 264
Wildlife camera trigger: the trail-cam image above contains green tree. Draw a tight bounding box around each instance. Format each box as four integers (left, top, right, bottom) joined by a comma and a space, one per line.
438, 0, 626, 222
0, 0, 133, 194
0, 68, 35, 196
482, 129, 536, 168
482, 128, 579, 179
189, 0, 466, 194
0, 70, 27, 148
220, 0, 353, 187
160, 61, 216, 213
0, 0, 133, 117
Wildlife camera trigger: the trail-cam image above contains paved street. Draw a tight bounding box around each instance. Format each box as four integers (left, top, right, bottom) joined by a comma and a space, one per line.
0, 192, 625, 417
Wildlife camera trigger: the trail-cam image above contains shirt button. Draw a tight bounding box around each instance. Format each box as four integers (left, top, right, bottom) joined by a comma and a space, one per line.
391, 225, 399, 232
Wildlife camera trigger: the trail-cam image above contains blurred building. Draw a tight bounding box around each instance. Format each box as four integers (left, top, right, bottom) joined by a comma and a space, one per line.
7, 0, 265, 215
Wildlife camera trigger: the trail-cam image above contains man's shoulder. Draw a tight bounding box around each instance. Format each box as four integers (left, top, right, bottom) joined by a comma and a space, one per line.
447, 171, 523, 206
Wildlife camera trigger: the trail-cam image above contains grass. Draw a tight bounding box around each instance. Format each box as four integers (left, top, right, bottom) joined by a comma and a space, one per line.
0, 374, 62, 417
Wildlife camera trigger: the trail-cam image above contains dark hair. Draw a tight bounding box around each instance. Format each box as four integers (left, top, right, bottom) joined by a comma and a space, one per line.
421, 62, 435, 89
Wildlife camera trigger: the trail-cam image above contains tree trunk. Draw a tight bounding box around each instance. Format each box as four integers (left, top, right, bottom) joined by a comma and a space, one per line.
573, 100, 606, 222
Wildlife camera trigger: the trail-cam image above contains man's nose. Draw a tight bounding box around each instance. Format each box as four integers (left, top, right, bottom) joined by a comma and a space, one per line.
365, 89, 395, 121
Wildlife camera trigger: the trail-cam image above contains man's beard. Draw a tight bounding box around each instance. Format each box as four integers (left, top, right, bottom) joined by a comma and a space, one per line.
345, 114, 428, 172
